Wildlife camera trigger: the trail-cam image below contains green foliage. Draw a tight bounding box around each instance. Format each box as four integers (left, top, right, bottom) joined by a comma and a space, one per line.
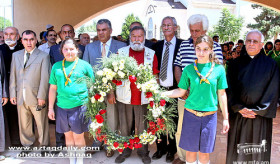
0, 16, 12, 31
121, 13, 142, 40
247, 4, 280, 40
76, 21, 97, 34
208, 8, 244, 43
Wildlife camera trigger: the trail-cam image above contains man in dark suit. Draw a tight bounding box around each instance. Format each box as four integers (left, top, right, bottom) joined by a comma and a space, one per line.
153, 16, 183, 163
83, 19, 126, 157
49, 24, 85, 65
0, 27, 24, 147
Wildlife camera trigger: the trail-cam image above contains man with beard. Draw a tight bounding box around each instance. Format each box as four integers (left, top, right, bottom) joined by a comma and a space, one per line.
112, 26, 159, 164
49, 24, 85, 65
226, 30, 279, 164
38, 30, 57, 54
0, 27, 24, 148
152, 16, 183, 163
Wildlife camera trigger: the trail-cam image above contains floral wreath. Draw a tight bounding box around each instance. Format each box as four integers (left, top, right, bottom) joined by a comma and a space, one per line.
85, 53, 177, 154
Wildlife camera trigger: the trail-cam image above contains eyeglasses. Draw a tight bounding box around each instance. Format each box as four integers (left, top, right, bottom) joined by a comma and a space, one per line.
245, 39, 260, 44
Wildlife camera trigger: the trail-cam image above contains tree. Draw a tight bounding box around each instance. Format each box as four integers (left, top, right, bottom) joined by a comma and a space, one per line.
76, 21, 97, 34
0, 16, 12, 31
121, 14, 142, 40
208, 8, 244, 43
247, 4, 280, 40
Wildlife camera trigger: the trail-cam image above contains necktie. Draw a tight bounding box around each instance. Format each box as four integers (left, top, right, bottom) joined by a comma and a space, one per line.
159, 42, 171, 81
24, 52, 30, 67
102, 43, 106, 57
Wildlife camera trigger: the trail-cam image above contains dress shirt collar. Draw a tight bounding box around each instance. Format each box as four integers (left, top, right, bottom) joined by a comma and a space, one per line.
100, 37, 112, 47
164, 36, 176, 46
24, 48, 36, 55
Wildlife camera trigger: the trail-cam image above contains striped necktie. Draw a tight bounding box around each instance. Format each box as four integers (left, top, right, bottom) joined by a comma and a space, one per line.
24, 52, 30, 67
159, 41, 171, 81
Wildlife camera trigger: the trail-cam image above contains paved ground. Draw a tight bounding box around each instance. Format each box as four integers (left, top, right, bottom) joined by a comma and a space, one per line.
1, 109, 280, 164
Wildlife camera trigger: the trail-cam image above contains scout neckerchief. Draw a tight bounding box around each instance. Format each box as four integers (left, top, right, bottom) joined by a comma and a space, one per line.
194, 59, 215, 84
273, 50, 280, 57
62, 57, 79, 86
264, 50, 268, 56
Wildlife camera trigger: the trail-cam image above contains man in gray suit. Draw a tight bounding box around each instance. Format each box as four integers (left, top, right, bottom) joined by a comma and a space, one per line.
9, 30, 50, 155
83, 19, 126, 157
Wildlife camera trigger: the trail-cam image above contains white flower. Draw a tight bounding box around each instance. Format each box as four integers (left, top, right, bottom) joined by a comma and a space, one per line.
90, 121, 103, 131
96, 70, 104, 76
112, 61, 118, 66
119, 64, 124, 70
137, 84, 141, 89
148, 97, 154, 101
90, 86, 94, 93
114, 66, 118, 72
100, 91, 106, 97
102, 77, 108, 83
91, 97, 96, 103
118, 71, 125, 78
98, 96, 104, 102
120, 59, 125, 65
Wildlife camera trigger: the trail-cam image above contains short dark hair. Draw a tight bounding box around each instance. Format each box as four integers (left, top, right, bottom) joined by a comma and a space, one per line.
238, 39, 244, 44
130, 21, 143, 27
97, 19, 112, 29
22, 30, 37, 37
130, 26, 146, 36
228, 41, 234, 45
46, 30, 56, 36
213, 35, 219, 39
61, 24, 74, 32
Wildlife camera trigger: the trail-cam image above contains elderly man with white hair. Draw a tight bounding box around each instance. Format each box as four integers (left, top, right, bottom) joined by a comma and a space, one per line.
172, 14, 223, 164
226, 29, 279, 164
111, 26, 159, 164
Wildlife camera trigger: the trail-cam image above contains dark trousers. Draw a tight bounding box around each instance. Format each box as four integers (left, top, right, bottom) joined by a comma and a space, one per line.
3, 102, 21, 146
155, 100, 178, 155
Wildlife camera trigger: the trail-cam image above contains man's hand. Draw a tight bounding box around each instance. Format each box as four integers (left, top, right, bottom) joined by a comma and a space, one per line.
2, 98, 8, 106
239, 108, 257, 118
38, 99, 46, 106
48, 108, 55, 120
107, 92, 116, 104
10, 97, 17, 105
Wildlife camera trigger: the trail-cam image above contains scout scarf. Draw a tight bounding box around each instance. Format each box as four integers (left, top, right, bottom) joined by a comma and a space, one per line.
62, 57, 79, 86
194, 59, 215, 84
273, 50, 280, 57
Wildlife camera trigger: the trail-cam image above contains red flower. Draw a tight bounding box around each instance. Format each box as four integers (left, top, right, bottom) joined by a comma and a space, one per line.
149, 121, 156, 128
134, 143, 142, 148
113, 142, 119, 148
123, 142, 128, 148
99, 109, 106, 115
145, 92, 153, 98
94, 93, 101, 100
149, 101, 154, 107
118, 148, 123, 153
129, 139, 134, 145
129, 75, 137, 83
160, 99, 166, 106
134, 137, 140, 143
116, 80, 122, 86
95, 114, 104, 124
128, 144, 134, 149
97, 127, 102, 134
112, 79, 118, 85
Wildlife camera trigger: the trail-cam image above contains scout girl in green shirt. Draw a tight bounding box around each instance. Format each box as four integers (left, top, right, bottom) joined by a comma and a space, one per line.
164, 35, 229, 164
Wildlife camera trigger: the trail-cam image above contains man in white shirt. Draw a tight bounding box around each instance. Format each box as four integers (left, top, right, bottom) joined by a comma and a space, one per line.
38, 30, 57, 54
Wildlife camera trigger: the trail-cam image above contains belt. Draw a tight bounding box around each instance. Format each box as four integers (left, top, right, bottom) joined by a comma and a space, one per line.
186, 108, 216, 117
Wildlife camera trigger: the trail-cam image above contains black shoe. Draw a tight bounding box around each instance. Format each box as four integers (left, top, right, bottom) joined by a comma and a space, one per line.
166, 152, 175, 163
141, 154, 151, 164
115, 154, 126, 163
152, 150, 166, 160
